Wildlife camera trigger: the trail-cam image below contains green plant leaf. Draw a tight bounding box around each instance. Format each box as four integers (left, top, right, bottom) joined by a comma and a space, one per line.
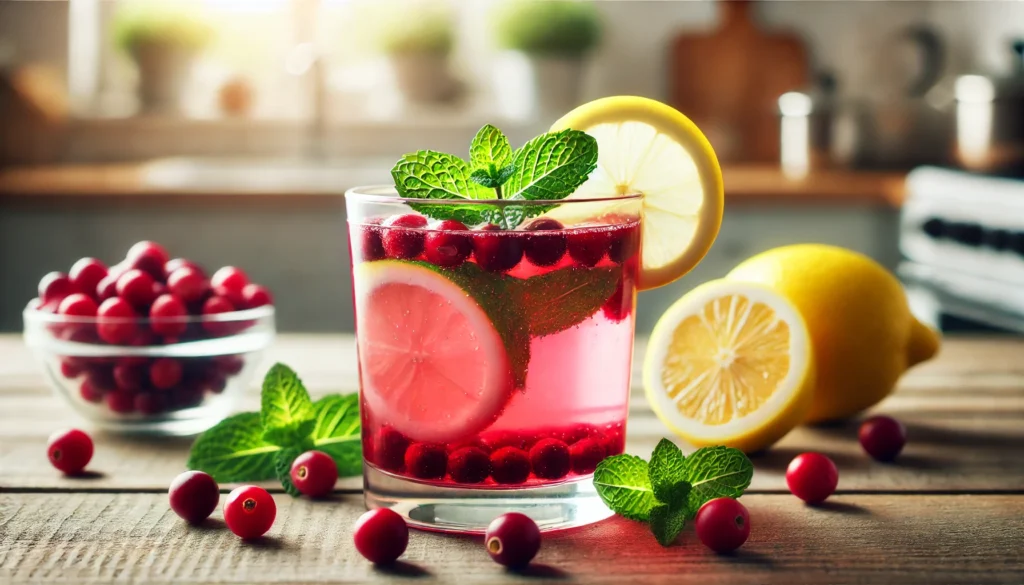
649, 438, 688, 504
649, 503, 688, 546
309, 394, 363, 477
261, 419, 316, 448
681, 446, 754, 516
594, 454, 659, 521
470, 168, 504, 189
517, 265, 621, 337
274, 446, 304, 497
393, 150, 498, 225
470, 124, 513, 170
261, 363, 315, 432
187, 412, 280, 482
504, 129, 598, 201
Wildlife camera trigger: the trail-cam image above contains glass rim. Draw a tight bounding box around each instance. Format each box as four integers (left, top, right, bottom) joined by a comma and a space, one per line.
345, 185, 643, 207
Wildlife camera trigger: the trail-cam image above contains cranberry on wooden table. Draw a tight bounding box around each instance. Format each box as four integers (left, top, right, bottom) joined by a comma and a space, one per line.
289, 450, 338, 498
695, 497, 750, 553
353, 508, 408, 565
168, 470, 220, 524
484, 512, 541, 569
223, 485, 276, 539
786, 452, 839, 504
859, 415, 907, 462
46, 428, 93, 475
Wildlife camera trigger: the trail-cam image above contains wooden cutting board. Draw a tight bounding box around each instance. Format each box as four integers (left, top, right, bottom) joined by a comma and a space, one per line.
669, 0, 809, 163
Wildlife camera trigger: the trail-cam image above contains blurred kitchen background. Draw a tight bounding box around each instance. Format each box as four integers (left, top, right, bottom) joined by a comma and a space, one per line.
2, 0, 1023, 336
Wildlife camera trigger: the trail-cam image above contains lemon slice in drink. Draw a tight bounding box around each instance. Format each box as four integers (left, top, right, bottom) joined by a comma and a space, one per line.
643, 279, 815, 453
551, 96, 724, 290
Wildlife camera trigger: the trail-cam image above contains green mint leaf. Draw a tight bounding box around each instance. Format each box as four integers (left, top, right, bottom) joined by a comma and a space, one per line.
261, 418, 316, 448
504, 129, 598, 201
594, 454, 659, 521
649, 503, 688, 546
682, 446, 754, 517
392, 150, 493, 200
274, 446, 304, 497
470, 168, 504, 189
261, 363, 315, 432
310, 394, 363, 477
495, 164, 516, 185
187, 412, 280, 482
660, 480, 692, 509
517, 265, 621, 336
649, 438, 688, 503
470, 124, 513, 170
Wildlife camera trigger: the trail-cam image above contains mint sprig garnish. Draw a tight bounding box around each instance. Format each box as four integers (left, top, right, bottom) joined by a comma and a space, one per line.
594, 439, 753, 546
187, 364, 362, 494
391, 124, 597, 229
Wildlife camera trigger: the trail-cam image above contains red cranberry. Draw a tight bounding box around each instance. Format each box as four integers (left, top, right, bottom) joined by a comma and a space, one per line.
79, 380, 105, 403
490, 447, 531, 484
116, 269, 158, 308
214, 355, 245, 375
567, 229, 612, 267
97, 297, 138, 345
695, 497, 750, 553
522, 218, 567, 266
786, 452, 839, 504
135, 392, 167, 415
150, 294, 188, 337
473, 224, 523, 272
447, 446, 491, 483
359, 221, 387, 262
86, 364, 116, 392
607, 224, 640, 264
165, 258, 204, 277
529, 438, 571, 480
39, 272, 74, 303
167, 267, 209, 304
58, 292, 98, 317
168, 470, 220, 524
480, 431, 528, 451
201, 296, 237, 336
69, 258, 108, 297
95, 274, 120, 301
106, 390, 136, 414
859, 415, 906, 462
47, 428, 93, 475
174, 385, 206, 409
373, 427, 410, 472
241, 284, 273, 309
150, 358, 183, 390
353, 508, 408, 565
423, 219, 473, 267
404, 442, 448, 479
224, 485, 276, 539
290, 450, 338, 498
126, 241, 170, 280
61, 359, 84, 379
211, 266, 249, 305
484, 512, 541, 569
113, 362, 146, 392
569, 437, 607, 475
382, 214, 428, 259
601, 278, 631, 322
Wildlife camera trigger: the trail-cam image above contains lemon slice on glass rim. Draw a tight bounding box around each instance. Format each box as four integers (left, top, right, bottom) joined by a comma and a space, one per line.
550, 96, 724, 290
643, 279, 815, 453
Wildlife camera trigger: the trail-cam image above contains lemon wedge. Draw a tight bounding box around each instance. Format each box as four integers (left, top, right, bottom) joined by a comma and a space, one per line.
550, 96, 724, 290
643, 279, 815, 453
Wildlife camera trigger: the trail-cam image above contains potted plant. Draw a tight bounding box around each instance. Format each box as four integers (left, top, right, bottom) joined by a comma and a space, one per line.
491, 0, 602, 118
363, 1, 459, 104
114, 4, 214, 114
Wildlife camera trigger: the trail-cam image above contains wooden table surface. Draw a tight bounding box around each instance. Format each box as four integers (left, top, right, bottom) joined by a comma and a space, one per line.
2, 334, 1022, 584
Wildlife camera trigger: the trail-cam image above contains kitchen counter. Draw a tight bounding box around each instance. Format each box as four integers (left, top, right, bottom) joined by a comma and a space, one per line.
0, 162, 907, 207
1, 334, 1021, 584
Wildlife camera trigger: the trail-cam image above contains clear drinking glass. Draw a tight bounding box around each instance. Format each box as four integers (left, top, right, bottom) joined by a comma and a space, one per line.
346, 187, 642, 533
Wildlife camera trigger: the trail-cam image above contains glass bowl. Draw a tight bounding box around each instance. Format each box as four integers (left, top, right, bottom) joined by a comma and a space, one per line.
23, 305, 275, 436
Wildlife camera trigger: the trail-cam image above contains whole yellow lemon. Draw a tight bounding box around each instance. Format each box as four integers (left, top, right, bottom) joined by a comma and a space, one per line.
727, 244, 940, 422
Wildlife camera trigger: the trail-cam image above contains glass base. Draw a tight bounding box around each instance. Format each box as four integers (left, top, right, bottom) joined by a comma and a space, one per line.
363, 465, 615, 534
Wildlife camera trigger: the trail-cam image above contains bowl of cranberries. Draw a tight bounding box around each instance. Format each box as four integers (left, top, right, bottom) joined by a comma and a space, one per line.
22, 241, 275, 435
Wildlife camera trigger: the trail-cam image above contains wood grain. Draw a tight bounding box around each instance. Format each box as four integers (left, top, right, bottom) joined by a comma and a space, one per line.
1, 493, 1021, 585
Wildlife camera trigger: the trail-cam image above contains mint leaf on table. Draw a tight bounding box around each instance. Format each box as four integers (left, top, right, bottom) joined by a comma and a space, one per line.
187, 412, 280, 482
649, 438, 688, 505
517, 265, 621, 337
470, 124, 513, 170
309, 394, 363, 476
593, 454, 659, 521
681, 446, 754, 517
649, 503, 689, 547
187, 364, 363, 495
261, 363, 314, 432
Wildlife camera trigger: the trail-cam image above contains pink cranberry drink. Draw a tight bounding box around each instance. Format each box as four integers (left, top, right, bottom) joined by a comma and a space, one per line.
347, 189, 642, 532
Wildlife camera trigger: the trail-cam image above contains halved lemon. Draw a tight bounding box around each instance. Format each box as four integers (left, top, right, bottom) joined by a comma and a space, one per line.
643, 279, 815, 453
550, 96, 724, 290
